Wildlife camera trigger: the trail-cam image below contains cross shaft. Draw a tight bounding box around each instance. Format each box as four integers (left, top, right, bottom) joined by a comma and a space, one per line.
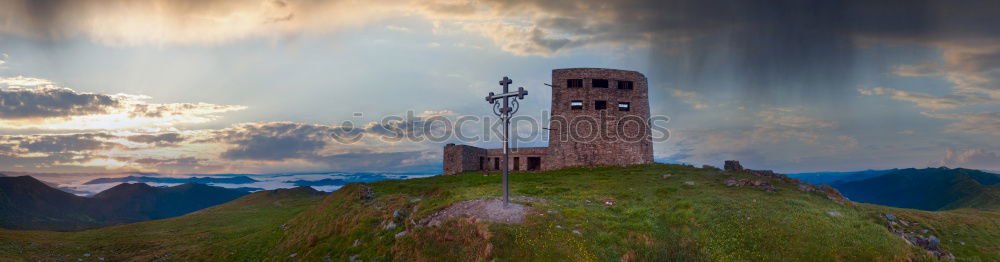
485, 76, 527, 207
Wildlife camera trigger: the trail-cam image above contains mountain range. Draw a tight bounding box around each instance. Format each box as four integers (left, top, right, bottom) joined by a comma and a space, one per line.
83, 175, 259, 185
0, 175, 251, 231
791, 167, 1000, 211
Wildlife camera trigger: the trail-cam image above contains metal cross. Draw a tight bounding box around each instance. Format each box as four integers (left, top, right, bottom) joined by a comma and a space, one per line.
485, 76, 527, 207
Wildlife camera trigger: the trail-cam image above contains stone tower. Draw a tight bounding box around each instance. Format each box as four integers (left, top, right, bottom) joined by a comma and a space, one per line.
443, 68, 653, 175
546, 68, 653, 169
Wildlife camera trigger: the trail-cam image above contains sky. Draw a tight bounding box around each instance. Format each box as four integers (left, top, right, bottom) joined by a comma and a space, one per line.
0, 0, 997, 175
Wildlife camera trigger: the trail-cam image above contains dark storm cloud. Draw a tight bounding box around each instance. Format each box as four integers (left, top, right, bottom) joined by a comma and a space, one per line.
422, 0, 998, 100
642, 0, 997, 98
0, 86, 119, 119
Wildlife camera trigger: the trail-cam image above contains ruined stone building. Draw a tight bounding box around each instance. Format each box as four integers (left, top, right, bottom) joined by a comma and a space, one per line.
443, 68, 653, 175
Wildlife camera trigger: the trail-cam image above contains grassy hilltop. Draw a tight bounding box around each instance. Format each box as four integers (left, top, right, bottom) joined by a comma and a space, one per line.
1, 164, 998, 261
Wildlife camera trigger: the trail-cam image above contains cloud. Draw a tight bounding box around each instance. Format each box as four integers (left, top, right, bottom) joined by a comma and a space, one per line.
0, 85, 119, 119
0, 0, 405, 46
668, 107, 852, 168
858, 87, 995, 110
2, 133, 120, 154
0, 76, 51, 86
124, 133, 186, 146
931, 148, 1000, 171
385, 25, 411, 32
0, 81, 245, 129
111, 156, 210, 170
2, 0, 995, 92
213, 122, 335, 161
921, 112, 1000, 136
671, 89, 708, 109
209, 118, 442, 160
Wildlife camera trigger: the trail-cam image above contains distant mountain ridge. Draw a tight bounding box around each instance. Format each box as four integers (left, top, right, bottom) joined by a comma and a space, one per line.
788, 169, 897, 185
0, 175, 249, 231
83, 175, 259, 185
795, 168, 1000, 211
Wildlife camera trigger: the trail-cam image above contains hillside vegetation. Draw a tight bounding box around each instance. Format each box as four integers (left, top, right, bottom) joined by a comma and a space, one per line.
1, 164, 998, 261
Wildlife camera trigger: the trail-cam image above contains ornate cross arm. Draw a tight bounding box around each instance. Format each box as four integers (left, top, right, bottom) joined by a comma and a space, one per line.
485, 88, 528, 103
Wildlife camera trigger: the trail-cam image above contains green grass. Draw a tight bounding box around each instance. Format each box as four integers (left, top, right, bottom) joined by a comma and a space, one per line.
1, 164, 998, 261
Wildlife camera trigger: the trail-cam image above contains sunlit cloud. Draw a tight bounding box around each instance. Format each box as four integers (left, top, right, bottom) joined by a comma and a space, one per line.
858, 87, 995, 110
671, 89, 709, 109
921, 112, 1000, 136
931, 148, 1000, 171
0, 82, 246, 130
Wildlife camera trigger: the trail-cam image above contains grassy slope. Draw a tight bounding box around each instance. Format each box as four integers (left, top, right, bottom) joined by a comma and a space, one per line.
273, 164, 997, 261
0, 188, 323, 261
1, 164, 998, 261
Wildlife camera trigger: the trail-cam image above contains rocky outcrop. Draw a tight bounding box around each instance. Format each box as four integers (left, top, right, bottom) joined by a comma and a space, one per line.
725, 177, 777, 192
883, 213, 954, 261
724, 160, 743, 171
721, 160, 846, 201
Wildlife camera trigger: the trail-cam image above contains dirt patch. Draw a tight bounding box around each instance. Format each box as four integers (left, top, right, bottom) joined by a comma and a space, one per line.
509, 196, 548, 204
420, 199, 536, 226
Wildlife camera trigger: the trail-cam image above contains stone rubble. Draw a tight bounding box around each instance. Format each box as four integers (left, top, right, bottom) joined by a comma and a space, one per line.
722, 160, 848, 202
724, 177, 776, 192
883, 213, 954, 261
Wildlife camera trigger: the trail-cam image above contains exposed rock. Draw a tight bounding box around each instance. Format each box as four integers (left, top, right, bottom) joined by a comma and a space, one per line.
827, 211, 841, 217
816, 184, 847, 202
395, 230, 408, 239
722, 177, 776, 192
724, 160, 744, 171
393, 208, 409, 221
797, 184, 815, 192
352, 239, 361, 247
358, 185, 375, 201
661, 174, 672, 179
384, 221, 397, 230
883, 214, 953, 260
289, 253, 297, 258
572, 230, 582, 235
684, 181, 695, 186
702, 165, 720, 170
600, 197, 616, 206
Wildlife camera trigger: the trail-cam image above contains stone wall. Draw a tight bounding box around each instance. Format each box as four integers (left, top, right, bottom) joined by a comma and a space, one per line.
443, 144, 487, 175
484, 147, 549, 171
444, 145, 549, 175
